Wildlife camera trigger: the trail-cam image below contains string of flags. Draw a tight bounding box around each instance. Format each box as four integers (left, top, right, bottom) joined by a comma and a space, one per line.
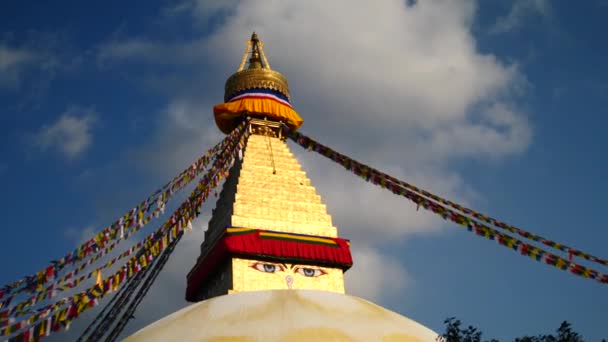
0, 126, 243, 308
0, 215, 190, 340
0, 121, 249, 340
2, 224, 175, 322
0, 136, 230, 304
7, 113, 603, 340
320, 143, 608, 268
286, 128, 608, 286
0, 123, 245, 336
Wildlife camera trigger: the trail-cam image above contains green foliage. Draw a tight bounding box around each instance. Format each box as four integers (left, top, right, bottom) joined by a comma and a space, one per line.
438, 318, 497, 342
439, 318, 585, 342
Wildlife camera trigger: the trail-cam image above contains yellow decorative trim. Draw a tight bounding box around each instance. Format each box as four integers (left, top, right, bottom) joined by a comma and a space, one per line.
226, 227, 256, 234
259, 231, 338, 245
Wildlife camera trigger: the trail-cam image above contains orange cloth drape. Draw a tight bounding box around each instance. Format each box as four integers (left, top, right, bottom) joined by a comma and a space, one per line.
213, 97, 303, 134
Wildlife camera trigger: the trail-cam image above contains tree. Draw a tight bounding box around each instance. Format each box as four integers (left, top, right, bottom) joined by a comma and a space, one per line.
439, 318, 497, 342
439, 318, 585, 342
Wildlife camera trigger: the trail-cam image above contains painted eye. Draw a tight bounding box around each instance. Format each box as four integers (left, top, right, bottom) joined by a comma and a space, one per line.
263, 264, 276, 273
295, 267, 326, 277
251, 262, 284, 273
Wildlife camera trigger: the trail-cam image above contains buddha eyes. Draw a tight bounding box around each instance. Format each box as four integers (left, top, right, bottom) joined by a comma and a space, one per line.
249, 262, 326, 277
295, 267, 326, 277
251, 262, 285, 273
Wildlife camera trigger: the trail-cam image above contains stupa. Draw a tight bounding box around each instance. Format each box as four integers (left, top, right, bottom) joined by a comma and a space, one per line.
125, 33, 439, 342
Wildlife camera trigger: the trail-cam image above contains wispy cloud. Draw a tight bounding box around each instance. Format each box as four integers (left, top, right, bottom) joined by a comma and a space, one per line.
32, 106, 98, 160
1, 32, 83, 111
162, 0, 239, 22
0, 45, 36, 88
491, 0, 551, 34
345, 245, 410, 301
98, 39, 171, 63
64, 226, 97, 245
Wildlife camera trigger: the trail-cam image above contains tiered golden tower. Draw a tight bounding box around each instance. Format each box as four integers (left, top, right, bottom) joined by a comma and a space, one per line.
127, 33, 439, 342
185, 33, 352, 302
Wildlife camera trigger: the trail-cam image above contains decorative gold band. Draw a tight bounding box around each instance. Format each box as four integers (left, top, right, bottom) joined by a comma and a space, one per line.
224, 68, 291, 102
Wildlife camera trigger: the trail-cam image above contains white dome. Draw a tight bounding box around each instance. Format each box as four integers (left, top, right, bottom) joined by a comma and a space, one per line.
125, 290, 438, 342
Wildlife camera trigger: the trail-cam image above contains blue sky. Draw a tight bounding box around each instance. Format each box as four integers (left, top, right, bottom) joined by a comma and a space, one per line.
1, 0, 607, 340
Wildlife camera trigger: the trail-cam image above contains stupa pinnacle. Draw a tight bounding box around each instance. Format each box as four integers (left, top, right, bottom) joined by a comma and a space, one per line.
186, 33, 351, 301
213, 32, 303, 134
126, 33, 439, 342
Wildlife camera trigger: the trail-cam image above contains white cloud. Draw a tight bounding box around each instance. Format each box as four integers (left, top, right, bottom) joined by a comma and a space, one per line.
0, 45, 33, 69
33, 106, 98, 160
103, 0, 530, 161
345, 245, 410, 302
491, 0, 551, 34
93, 0, 533, 320
97, 36, 208, 67
98, 39, 162, 61
294, 147, 467, 244
0, 45, 36, 88
125, 97, 223, 179
426, 103, 532, 161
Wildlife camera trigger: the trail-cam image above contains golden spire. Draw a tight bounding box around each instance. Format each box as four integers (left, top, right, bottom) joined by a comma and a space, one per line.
224, 32, 290, 102
213, 33, 303, 134
248, 32, 263, 69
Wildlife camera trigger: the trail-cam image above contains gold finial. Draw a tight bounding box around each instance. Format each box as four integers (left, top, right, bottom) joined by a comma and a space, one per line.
215, 33, 303, 134
248, 32, 263, 69
237, 40, 251, 72
225, 33, 290, 102
258, 41, 271, 70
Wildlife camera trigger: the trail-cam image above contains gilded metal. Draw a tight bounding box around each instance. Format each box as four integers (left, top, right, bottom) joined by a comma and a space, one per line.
224, 69, 290, 101
258, 41, 271, 69
237, 40, 251, 72
224, 33, 291, 102
226, 135, 344, 294
249, 118, 282, 138
191, 134, 342, 299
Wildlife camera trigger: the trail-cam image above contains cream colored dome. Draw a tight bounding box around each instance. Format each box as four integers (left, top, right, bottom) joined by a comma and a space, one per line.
125, 290, 438, 342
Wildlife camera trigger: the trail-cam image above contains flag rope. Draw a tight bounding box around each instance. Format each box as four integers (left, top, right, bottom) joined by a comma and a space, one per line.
93, 223, 183, 342
286, 127, 608, 286
0, 121, 249, 340
0, 121, 248, 322
0, 135, 232, 303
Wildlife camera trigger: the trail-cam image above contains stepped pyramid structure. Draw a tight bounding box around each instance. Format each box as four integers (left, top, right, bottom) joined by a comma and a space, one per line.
126, 33, 438, 342
184, 33, 350, 301
185, 133, 348, 300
